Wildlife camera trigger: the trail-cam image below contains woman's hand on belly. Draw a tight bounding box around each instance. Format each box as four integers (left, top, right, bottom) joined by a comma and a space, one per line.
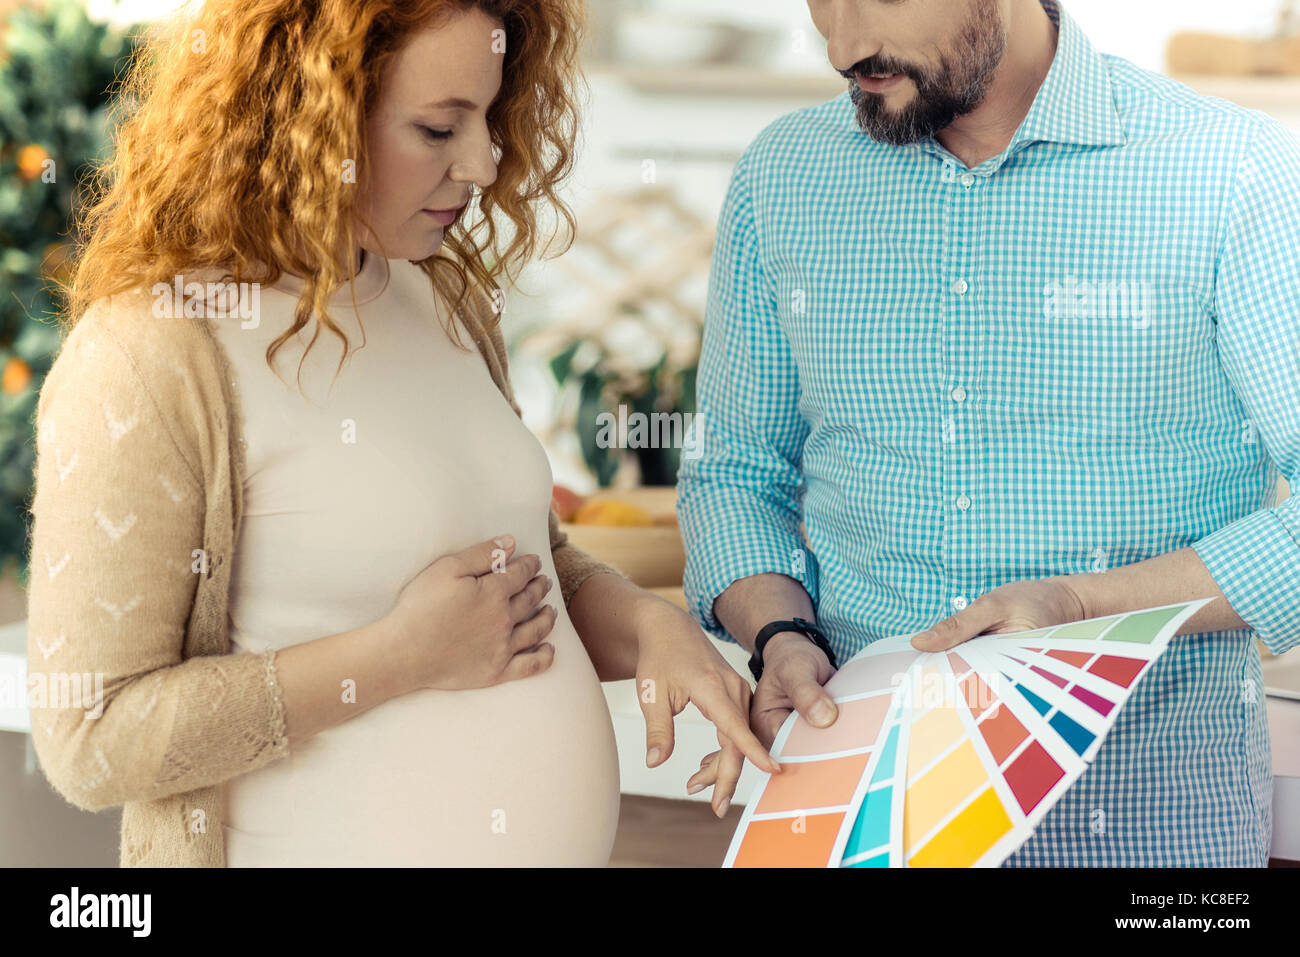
384, 534, 559, 692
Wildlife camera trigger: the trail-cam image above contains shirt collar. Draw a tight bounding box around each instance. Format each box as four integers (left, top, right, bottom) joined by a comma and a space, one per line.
1013, 0, 1127, 150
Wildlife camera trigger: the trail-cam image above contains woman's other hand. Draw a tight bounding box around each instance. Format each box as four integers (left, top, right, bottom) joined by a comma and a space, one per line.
633, 602, 782, 818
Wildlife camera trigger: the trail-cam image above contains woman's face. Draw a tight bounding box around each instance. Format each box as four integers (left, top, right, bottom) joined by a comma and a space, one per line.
356, 6, 503, 264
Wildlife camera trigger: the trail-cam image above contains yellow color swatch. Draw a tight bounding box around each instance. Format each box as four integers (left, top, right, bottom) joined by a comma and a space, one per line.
904, 739, 986, 849
907, 703, 965, 773
908, 787, 1013, 867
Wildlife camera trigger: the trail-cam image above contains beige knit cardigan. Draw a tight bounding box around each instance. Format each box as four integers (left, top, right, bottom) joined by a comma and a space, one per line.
25, 275, 626, 867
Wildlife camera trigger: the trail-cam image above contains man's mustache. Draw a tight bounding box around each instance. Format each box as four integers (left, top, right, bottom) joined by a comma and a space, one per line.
840, 57, 923, 84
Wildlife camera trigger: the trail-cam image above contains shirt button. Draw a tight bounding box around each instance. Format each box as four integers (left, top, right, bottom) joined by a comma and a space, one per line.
953, 279, 969, 295
952, 595, 969, 610
956, 494, 971, 511
960, 172, 975, 188
950, 386, 967, 403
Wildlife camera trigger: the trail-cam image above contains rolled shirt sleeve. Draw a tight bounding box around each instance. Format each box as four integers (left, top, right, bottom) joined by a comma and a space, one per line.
676, 147, 818, 644
1191, 117, 1300, 655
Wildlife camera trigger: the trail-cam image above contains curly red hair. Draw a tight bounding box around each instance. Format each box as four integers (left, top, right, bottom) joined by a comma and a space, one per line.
57, 0, 585, 385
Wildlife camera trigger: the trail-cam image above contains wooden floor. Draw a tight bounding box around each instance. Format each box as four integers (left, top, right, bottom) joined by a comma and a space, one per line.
610, 795, 743, 868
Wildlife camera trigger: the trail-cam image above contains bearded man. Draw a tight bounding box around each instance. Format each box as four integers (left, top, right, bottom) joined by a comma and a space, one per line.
678, 0, 1299, 866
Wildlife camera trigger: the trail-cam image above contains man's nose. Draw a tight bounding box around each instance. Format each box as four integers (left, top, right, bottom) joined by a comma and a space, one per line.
821, 1, 884, 75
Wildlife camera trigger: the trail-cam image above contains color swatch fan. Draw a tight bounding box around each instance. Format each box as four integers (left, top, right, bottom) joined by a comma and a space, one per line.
723, 598, 1212, 868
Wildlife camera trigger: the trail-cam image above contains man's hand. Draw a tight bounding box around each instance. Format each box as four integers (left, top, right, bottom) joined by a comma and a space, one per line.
910, 576, 1088, 651
687, 632, 837, 804
634, 602, 781, 818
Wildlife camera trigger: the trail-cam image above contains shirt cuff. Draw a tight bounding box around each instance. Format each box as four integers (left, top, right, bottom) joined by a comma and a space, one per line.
679, 517, 819, 645
1191, 503, 1300, 655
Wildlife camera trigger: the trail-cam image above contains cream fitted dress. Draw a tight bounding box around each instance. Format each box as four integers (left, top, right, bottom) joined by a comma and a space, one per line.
212, 254, 620, 865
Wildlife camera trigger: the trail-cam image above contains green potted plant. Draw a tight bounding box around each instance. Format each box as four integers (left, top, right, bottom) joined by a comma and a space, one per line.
543, 302, 699, 489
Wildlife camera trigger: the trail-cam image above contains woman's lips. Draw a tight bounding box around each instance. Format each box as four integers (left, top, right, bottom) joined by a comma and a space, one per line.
856, 73, 905, 94
422, 207, 462, 226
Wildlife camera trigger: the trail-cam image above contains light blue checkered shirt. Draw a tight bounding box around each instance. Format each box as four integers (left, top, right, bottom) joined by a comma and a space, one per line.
677, 0, 1299, 866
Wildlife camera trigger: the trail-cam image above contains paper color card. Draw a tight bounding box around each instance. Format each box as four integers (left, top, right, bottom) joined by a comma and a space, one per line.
722, 689, 893, 867
723, 598, 1213, 868
823, 647, 919, 867
836, 691, 912, 867
897, 645, 1088, 867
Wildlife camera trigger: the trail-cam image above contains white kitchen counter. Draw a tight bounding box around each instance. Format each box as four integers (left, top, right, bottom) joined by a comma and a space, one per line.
0, 621, 27, 735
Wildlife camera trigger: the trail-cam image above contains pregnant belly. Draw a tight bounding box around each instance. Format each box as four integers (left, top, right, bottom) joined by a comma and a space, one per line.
223, 610, 621, 866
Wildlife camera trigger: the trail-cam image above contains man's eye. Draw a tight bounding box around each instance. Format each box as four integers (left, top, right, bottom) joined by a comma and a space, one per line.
418, 125, 452, 141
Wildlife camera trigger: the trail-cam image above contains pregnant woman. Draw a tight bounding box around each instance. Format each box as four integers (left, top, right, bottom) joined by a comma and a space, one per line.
26, 0, 776, 866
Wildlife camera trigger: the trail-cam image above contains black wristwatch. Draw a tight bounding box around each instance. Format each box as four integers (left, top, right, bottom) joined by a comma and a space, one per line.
748, 617, 837, 682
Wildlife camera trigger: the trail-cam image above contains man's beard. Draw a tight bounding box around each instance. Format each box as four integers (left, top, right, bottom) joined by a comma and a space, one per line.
846, 0, 1008, 146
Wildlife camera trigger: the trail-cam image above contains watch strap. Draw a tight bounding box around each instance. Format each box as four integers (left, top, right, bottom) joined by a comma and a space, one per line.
748, 617, 836, 681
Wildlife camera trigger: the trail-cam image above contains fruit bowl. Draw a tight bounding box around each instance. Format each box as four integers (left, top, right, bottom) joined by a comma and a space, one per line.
556, 486, 685, 589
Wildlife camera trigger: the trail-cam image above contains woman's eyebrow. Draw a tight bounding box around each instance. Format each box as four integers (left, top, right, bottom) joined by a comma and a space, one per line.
421, 89, 503, 111
422, 96, 478, 110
